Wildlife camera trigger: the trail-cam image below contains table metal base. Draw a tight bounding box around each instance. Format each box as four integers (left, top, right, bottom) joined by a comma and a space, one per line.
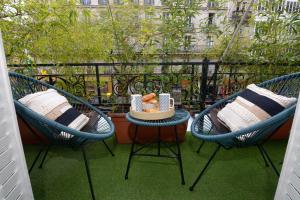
124, 125, 185, 185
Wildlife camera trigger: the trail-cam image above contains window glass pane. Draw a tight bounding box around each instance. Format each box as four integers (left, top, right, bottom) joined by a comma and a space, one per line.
208, 13, 215, 25
207, 36, 213, 48
131, 0, 139, 4
114, 0, 124, 4
81, 0, 91, 5
99, 0, 108, 5
144, 0, 154, 5
208, 1, 218, 8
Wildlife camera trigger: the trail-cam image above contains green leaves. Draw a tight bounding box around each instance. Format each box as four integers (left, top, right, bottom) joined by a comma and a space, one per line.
1, 0, 299, 65
0, 0, 112, 63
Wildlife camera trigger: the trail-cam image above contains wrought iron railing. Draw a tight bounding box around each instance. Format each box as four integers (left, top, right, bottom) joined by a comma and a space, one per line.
8, 60, 300, 111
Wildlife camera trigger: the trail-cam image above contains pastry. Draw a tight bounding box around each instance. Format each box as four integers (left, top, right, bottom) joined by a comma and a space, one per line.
146, 98, 158, 104
142, 93, 156, 102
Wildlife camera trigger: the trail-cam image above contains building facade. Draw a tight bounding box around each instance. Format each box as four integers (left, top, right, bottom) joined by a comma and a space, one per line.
78, 0, 299, 58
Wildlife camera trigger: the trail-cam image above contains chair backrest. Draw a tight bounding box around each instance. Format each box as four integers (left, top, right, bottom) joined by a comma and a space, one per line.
258, 72, 300, 98
274, 93, 300, 200
0, 32, 34, 200
9, 73, 55, 100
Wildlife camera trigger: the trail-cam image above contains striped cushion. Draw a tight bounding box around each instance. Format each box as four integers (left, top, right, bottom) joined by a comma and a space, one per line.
19, 89, 89, 136
217, 84, 297, 133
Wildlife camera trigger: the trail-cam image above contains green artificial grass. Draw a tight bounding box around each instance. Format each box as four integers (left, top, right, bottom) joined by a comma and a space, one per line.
24, 133, 287, 200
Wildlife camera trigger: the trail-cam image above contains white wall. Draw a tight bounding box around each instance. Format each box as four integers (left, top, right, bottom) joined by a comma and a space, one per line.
0, 32, 34, 200
275, 94, 300, 200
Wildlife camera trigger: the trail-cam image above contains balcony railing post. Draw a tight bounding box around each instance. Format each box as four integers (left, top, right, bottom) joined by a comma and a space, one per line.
212, 62, 219, 102
95, 65, 101, 105
143, 74, 147, 93
190, 64, 195, 105
48, 75, 54, 85
83, 74, 87, 96
228, 65, 233, 95
200, 57, 209, 110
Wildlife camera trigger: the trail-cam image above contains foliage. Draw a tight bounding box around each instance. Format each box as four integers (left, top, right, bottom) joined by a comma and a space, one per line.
211, 0, 300, 65
1, 0, 300, 111
0, 0, 113, 63
159, 0, 202, 55
0, 0, 207, 64
250, 1, 300, 65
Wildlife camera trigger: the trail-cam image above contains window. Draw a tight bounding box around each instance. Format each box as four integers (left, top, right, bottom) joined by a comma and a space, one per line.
187, 16, 193, 30
114, 0, 123, 4
184, 35, 191, 50
277, 1, 284, 12
208, 1, 218, 8
257, 1, 265, 11
163, 12, 170, 19
81, 0, 91, 5
257, 0, 300, 13
144, 0, 154, 6
134, 14, 140, 28
236, 1, 241, 11
131, 0, 139, 4
98, 0, 108, 5
207, 36, 214, 48
286, 1, 299, 13
208, 13, 215, 25
145, 13, 152, 19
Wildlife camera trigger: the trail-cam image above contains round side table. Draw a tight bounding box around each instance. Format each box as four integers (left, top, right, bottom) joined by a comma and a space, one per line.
124, 109, 190, 185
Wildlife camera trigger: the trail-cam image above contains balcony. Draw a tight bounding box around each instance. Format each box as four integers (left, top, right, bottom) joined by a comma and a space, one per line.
1, 0, 300, 199
4, 61, 300, 200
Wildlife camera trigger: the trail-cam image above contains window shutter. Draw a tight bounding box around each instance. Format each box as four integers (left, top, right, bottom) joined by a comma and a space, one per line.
275, 93, 300, 200
0, 32, 34, 200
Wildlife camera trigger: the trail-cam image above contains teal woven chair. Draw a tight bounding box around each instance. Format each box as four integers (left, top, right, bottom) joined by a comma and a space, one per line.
189, 72, 300, 191
9, 72, 115, 200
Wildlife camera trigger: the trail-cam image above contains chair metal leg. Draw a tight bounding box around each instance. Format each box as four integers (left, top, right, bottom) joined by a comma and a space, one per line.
125, 125, 138, 180
189, 145, 221, 191
39, 145, 51, 169
29, 147, 44, 174
102, 140, 115, 157
81, 147, 96, 200
257, 145, 269, 167
258, 145, 280, 177
196, 141, 205, 154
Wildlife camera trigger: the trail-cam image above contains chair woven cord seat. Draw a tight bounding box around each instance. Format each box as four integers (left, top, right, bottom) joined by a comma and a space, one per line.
191, 72, 300, 148
9, 72, 115, 143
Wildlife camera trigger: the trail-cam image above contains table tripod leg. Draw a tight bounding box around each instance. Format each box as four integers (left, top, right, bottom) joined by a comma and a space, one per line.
158, 127, 161, 156
174, 125, 185, 185
125, 125, 138, 180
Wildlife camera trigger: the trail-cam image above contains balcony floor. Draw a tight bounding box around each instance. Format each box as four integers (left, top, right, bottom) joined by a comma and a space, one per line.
24, 134, 287, 200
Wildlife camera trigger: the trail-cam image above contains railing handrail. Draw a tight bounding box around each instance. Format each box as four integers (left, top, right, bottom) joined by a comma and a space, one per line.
7, 61, 300, 68
8, 62, 209, 67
